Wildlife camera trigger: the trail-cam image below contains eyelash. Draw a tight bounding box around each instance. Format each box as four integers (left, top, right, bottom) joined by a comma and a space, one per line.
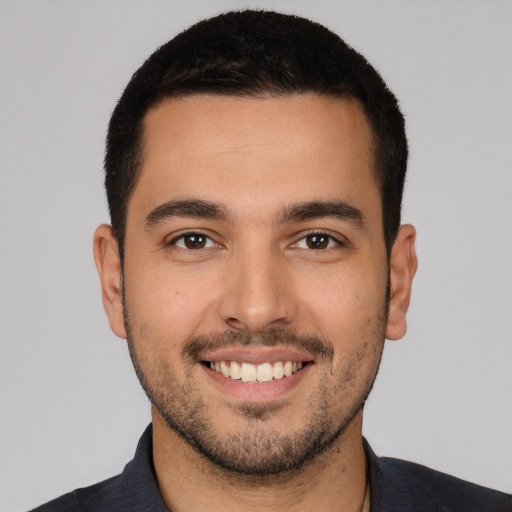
166, 230, 345, 251
167, 232, 218, 250
292, 231, 344, 250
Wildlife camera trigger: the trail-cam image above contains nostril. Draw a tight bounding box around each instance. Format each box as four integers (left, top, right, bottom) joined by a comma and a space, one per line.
223, 317, 249, 331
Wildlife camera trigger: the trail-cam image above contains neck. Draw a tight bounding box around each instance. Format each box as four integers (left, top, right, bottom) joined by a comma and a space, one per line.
152, 408, 368, 512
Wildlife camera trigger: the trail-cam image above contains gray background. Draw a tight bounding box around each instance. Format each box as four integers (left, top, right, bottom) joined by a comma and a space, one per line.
1, 1, 511, 510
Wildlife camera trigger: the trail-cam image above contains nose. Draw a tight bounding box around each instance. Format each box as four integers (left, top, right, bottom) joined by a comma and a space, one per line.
217, 245, 296, 333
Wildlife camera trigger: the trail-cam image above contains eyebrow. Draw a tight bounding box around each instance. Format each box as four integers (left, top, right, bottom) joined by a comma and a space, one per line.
145, 199, 230, 228
145, 198, 365, 229
277, 201, 365, 228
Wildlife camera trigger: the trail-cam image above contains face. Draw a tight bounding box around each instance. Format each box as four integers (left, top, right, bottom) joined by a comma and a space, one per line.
95, 94, 416, 476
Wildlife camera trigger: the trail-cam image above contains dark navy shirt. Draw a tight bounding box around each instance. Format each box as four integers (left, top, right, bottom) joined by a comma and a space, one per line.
30, 425, 511, 511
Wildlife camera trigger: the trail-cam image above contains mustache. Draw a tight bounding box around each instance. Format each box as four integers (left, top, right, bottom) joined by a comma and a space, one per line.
183, 327, 334, 361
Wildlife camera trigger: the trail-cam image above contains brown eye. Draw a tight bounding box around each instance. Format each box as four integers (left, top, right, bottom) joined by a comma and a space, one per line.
184, 234, 206, 249
305, 234, 330, 249
171, 233, 214, 249
293, 233, 340, 250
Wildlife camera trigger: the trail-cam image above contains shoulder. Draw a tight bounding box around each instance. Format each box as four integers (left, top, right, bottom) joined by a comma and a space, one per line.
28, 474, 120, 512
29, 490, 78, 511
367, 443, 512, 512
383, 456, 511, 511
28, 425, 169, 511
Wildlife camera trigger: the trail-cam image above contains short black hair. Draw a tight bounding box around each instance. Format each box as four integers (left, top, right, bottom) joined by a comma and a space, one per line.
105, 10, 407, 258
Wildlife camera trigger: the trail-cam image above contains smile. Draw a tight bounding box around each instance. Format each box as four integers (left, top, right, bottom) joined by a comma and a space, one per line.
206, 360, 306, 383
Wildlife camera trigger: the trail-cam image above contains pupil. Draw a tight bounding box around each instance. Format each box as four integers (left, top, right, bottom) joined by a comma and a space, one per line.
307, 235, 328, 249
185, 234, 206, 249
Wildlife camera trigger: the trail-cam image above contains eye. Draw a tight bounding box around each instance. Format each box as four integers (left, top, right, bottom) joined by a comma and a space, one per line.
294, 233, 340, 250
169, 233, 216, 250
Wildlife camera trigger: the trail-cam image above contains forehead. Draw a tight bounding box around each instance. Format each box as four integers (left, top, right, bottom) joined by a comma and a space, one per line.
130, 94, 379, 225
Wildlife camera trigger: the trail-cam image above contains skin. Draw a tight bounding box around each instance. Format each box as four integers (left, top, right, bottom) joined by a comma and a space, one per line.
94, 94, 417, 512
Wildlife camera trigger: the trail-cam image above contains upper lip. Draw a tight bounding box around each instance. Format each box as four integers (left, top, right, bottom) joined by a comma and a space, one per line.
200, 347, 315, 365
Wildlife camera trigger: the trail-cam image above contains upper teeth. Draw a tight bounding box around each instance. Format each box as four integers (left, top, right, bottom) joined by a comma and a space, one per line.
209, 360, 304, 382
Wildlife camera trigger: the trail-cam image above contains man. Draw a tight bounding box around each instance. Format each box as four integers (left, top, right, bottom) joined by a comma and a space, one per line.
32, 10, 511, 512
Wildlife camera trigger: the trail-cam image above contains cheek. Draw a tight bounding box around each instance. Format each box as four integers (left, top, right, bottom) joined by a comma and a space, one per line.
301, 267, 386, 331
123, 259, 221, 336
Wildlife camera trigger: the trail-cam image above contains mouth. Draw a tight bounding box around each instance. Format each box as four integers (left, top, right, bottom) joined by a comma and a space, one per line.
198, 346, 315, 401
203, 360, 308, 383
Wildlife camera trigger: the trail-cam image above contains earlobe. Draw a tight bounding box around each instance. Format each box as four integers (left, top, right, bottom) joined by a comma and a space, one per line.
93, 224, 127, 339
386, 224, 418, 341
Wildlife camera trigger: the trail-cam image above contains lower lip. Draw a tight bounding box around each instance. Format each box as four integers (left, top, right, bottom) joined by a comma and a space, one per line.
202, 363, 313, 402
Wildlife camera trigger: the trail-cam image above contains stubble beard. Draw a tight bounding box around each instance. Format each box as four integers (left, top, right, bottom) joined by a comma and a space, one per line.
123, 292, 387, 477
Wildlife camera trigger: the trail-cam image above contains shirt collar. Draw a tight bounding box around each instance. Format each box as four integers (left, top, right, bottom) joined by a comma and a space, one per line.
106, 424, 170, 511
116, 425, 421, 512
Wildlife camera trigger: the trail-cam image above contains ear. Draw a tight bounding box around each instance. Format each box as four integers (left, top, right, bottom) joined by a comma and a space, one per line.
386, 224, 418, 340
93, 224, 127, 339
